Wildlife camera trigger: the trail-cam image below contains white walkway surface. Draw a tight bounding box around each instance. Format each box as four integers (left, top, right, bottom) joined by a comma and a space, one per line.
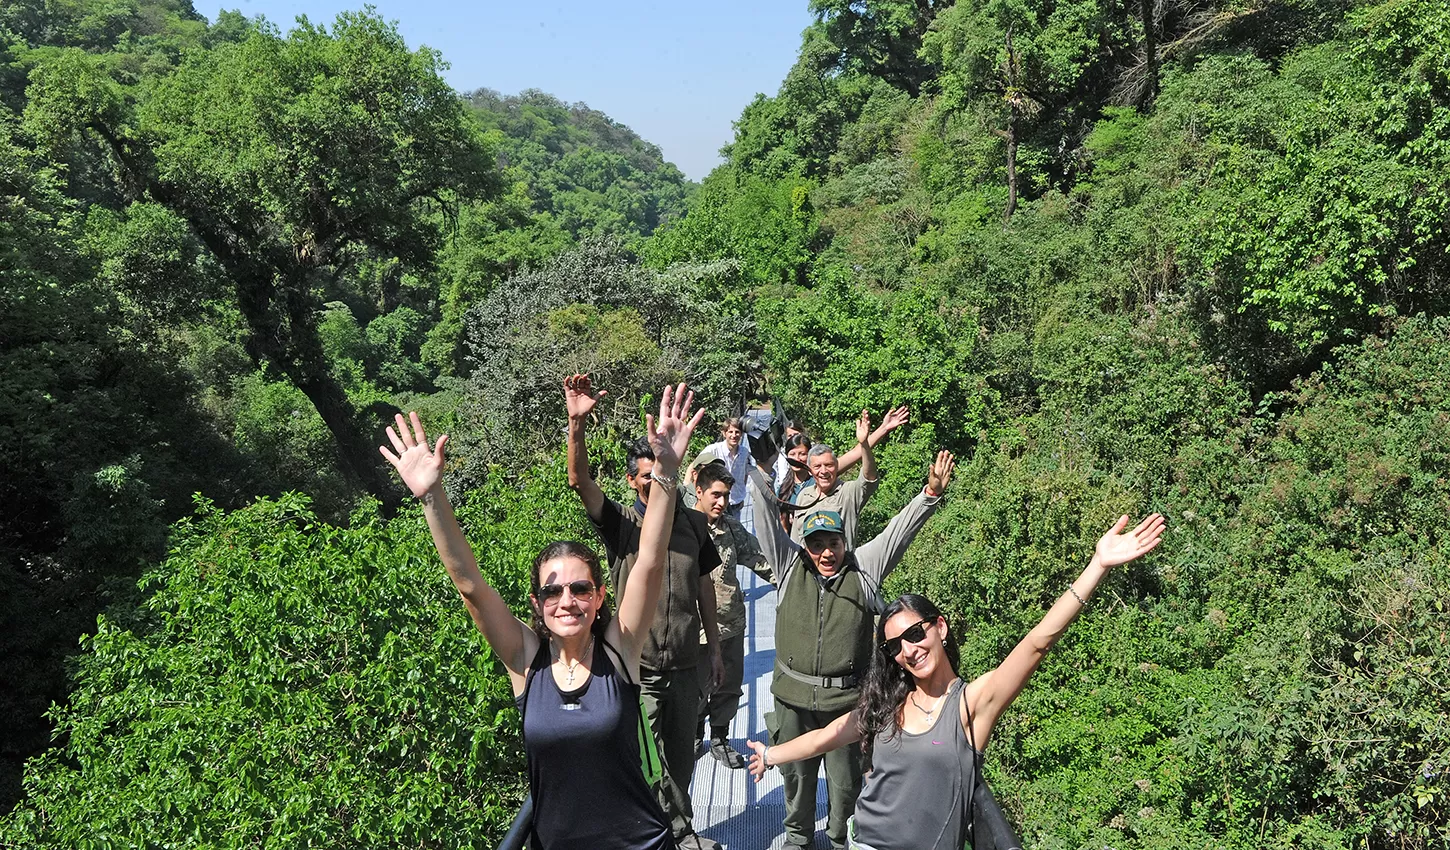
691, 564, 831, 850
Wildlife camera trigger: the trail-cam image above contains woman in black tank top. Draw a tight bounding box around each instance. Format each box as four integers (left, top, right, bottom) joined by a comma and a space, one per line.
381, 377, 705, 850
746, 512, 1167, 850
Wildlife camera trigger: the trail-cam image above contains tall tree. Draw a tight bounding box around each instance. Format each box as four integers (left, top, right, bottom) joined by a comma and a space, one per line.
24, 11, 500, 504
923, 0, 1128, 219
810, 0, 954, 96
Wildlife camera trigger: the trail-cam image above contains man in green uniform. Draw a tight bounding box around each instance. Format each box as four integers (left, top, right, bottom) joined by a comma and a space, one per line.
692, 461, 775, 768
565, 375, 725, 850
749, 444, 956, 850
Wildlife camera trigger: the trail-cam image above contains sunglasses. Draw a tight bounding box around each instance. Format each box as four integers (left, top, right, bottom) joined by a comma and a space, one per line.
880, 618, 935, 657
535, 580, 596, 602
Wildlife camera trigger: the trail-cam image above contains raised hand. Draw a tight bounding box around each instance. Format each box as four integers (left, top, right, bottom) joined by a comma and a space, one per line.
855, 409, 872, 445
746, 740, 769, 782
646, 382, 704, 476
563, 373, 607, 420
1095, 513, 1166, 568
926, 450, 956, 496
380, 411, 447, 499
880, 405, 910, 433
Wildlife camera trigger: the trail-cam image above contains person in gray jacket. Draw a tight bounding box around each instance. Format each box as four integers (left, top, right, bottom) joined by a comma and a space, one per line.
746, 447, 956, 850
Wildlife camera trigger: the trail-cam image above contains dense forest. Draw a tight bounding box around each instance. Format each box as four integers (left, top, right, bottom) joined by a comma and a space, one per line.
1, 0, 1446, 847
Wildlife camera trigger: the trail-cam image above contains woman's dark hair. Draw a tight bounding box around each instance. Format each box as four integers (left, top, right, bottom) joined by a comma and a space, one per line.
776, 434, 813, 497
530, 540, 612, 642
855, 593, 959, 760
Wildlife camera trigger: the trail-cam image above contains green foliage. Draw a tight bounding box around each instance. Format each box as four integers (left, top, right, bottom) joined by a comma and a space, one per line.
810, 0, 950, 95
9, 0, 1450, 846
634, 2, 1448, 846
0, 101, 240, 812
0, 459, 594, 847
227, 370, 352, 512
455, 238, 759, 479
1173, 15, 1450, 346
642, 167, 819, 287
135, 12, 497, 268
85, 201, 219, 322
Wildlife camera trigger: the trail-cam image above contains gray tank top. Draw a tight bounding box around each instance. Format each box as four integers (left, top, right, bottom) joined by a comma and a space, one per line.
852, 679, 978, 850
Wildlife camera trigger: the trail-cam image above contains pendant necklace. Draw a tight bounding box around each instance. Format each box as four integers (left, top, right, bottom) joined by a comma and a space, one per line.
909, 686, 950, 723
558, 634, 594, 688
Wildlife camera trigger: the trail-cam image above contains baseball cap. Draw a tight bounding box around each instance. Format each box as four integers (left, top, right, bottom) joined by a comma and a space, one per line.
799, 510, 845, 538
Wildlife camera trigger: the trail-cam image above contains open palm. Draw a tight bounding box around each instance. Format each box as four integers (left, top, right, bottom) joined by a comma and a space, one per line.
563, 373, 606, 419
1095, 513, 1166, 568
881, 405, 910, 432
646, 382, 704, 474
380, 411, 446, 499
926, 450, 956, 495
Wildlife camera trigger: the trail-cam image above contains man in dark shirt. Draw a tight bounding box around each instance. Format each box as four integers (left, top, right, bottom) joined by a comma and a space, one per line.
565, 375, 725, 850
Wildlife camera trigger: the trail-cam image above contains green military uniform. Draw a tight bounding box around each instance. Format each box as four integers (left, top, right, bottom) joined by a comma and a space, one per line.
749, 467, 943, 850
697, 514, 774, 742
593, 497, 721, 844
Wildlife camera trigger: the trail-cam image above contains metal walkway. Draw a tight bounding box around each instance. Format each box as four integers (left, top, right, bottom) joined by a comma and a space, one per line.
690, 564, 831, 850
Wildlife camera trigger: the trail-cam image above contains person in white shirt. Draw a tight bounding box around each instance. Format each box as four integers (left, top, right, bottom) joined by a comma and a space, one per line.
697, 417, 754, 525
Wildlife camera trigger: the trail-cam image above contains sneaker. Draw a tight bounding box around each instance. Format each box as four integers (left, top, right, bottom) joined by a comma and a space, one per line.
709, 737, 746, 769
676, 832, 722, 850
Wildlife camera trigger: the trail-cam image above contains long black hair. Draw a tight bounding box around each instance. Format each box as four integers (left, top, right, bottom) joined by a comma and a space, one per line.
529, 540, 613, 644
855, 593, 960, 760
776, 434, 812, 495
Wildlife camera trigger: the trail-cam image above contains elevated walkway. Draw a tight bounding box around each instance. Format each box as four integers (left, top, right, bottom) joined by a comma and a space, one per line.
691, 564, 830, 850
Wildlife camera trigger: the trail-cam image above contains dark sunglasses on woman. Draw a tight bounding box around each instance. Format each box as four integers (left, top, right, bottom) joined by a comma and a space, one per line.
536, 580, 596, 601
880, 618, 934, 657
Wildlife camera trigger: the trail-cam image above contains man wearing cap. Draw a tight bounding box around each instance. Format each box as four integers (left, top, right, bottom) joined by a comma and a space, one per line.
788, 407, 910, 549
691, 460, 775, 768
748, 446, 956, 850
564, 374, 726, 850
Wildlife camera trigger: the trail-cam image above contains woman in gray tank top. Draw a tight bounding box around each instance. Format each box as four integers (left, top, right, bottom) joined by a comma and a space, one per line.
748, 513, 1167, 850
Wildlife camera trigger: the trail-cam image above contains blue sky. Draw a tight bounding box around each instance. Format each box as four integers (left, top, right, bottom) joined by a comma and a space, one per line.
192, 1, 815, 180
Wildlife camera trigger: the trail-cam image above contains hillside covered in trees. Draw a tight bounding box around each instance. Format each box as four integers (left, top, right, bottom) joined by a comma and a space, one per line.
2, 0, 1448, 848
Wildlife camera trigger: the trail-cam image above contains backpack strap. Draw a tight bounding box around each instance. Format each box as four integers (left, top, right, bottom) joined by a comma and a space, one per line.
597, 633, 663, 789
598, 633, 636, 685
518, 640, 551, 730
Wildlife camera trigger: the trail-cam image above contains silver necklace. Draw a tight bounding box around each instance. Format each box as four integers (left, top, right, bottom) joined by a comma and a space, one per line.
909, 688, 949, 722
556, 634, 594, 687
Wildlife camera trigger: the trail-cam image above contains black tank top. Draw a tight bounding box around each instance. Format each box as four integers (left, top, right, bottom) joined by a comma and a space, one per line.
517, 638, 674, 850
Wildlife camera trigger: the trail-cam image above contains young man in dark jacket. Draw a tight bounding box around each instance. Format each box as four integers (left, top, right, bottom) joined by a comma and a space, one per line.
565, 375, 725, 850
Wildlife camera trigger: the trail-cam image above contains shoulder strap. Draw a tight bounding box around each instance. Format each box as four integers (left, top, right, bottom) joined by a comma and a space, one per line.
597, 633, 664, 789
519, 640, 549, 730
598, 633, 634, 686
963, 680, 980, 754
960, 680, 981, 837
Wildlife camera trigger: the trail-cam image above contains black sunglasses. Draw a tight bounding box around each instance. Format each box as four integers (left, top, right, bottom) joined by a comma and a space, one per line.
880, 618, 935, 657
536, 580, 596, 601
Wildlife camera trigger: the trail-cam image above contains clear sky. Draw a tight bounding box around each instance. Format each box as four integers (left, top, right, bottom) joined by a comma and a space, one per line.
192, 1, 815, 181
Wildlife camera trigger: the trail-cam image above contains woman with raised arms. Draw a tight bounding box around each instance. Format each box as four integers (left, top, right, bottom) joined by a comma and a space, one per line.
381, 383, 704, 850
747, 513, 1167, 850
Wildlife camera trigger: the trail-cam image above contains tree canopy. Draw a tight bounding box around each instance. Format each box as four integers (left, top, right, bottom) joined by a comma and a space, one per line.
2, 1, 1448, 848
